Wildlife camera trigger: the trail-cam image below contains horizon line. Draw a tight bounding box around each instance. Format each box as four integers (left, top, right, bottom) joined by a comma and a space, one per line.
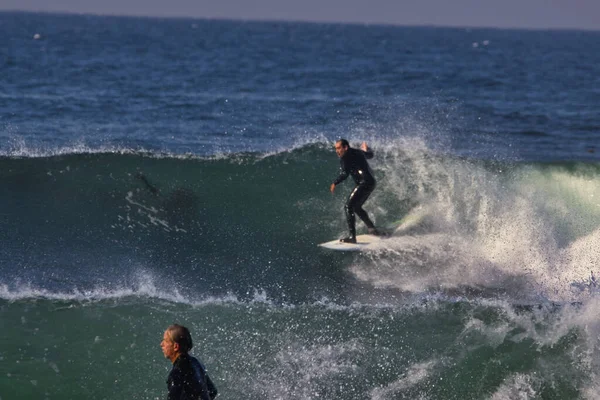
1, 8, 599, 33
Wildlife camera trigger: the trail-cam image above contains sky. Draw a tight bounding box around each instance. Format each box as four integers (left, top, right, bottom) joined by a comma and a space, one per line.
1, 0, 599, 31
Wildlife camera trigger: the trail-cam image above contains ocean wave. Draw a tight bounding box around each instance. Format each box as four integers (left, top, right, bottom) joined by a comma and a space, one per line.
2, 140, 600, 304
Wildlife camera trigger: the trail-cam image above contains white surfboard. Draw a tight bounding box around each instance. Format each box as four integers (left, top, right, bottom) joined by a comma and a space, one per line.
319, 206, 431, 252
318, 234, 385, 252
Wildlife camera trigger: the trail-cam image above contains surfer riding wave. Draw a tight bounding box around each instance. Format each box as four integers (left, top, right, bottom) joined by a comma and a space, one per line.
330, 139, 383, 243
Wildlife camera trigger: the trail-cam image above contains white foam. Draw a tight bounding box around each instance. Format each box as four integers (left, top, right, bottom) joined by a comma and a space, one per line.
256, 340, 363, 400
370, 359, 436, 399
0, 136, 331, 163
581, 382, 600, 400
0, 271, 284, 310
341, 136, 600, 303
488, 373, 537, 400
0, 136, 209, 160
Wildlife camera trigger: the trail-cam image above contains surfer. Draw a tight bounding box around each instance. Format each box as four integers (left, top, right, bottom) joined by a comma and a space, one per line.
330, 139, 382, 243
161, 324, 218, 400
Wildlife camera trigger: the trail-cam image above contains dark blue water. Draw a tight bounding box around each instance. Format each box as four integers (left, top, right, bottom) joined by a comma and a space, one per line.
3, 12, 600, 160
2, 11, 600, 400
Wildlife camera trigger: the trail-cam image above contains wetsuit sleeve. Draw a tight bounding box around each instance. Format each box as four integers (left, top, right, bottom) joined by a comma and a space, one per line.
332, 160, 349, 185
167, 369, 184, 400
362, 149, 374, 159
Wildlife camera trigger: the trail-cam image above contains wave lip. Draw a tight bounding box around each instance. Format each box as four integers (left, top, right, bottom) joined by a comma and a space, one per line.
0, 276, 282, 307
0, 280, 186, 303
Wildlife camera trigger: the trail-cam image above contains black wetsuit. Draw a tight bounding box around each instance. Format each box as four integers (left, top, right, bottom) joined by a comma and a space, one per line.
167, 354, 216, 400
332, 147, 376, 239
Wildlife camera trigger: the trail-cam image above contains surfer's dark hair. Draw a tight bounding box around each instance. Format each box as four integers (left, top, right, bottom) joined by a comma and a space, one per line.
336, 138, 349, 147
167, 324, 193, 353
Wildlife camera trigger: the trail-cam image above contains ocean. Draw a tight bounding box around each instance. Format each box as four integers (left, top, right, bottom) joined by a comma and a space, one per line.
1, 11, 600, 399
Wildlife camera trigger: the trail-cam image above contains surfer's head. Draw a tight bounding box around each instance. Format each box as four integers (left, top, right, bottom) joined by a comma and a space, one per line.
335, 139, 349, 158
162, 324, 193, 362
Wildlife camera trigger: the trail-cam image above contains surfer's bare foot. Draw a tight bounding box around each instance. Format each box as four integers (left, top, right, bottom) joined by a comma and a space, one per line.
340, 237, 357, 244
